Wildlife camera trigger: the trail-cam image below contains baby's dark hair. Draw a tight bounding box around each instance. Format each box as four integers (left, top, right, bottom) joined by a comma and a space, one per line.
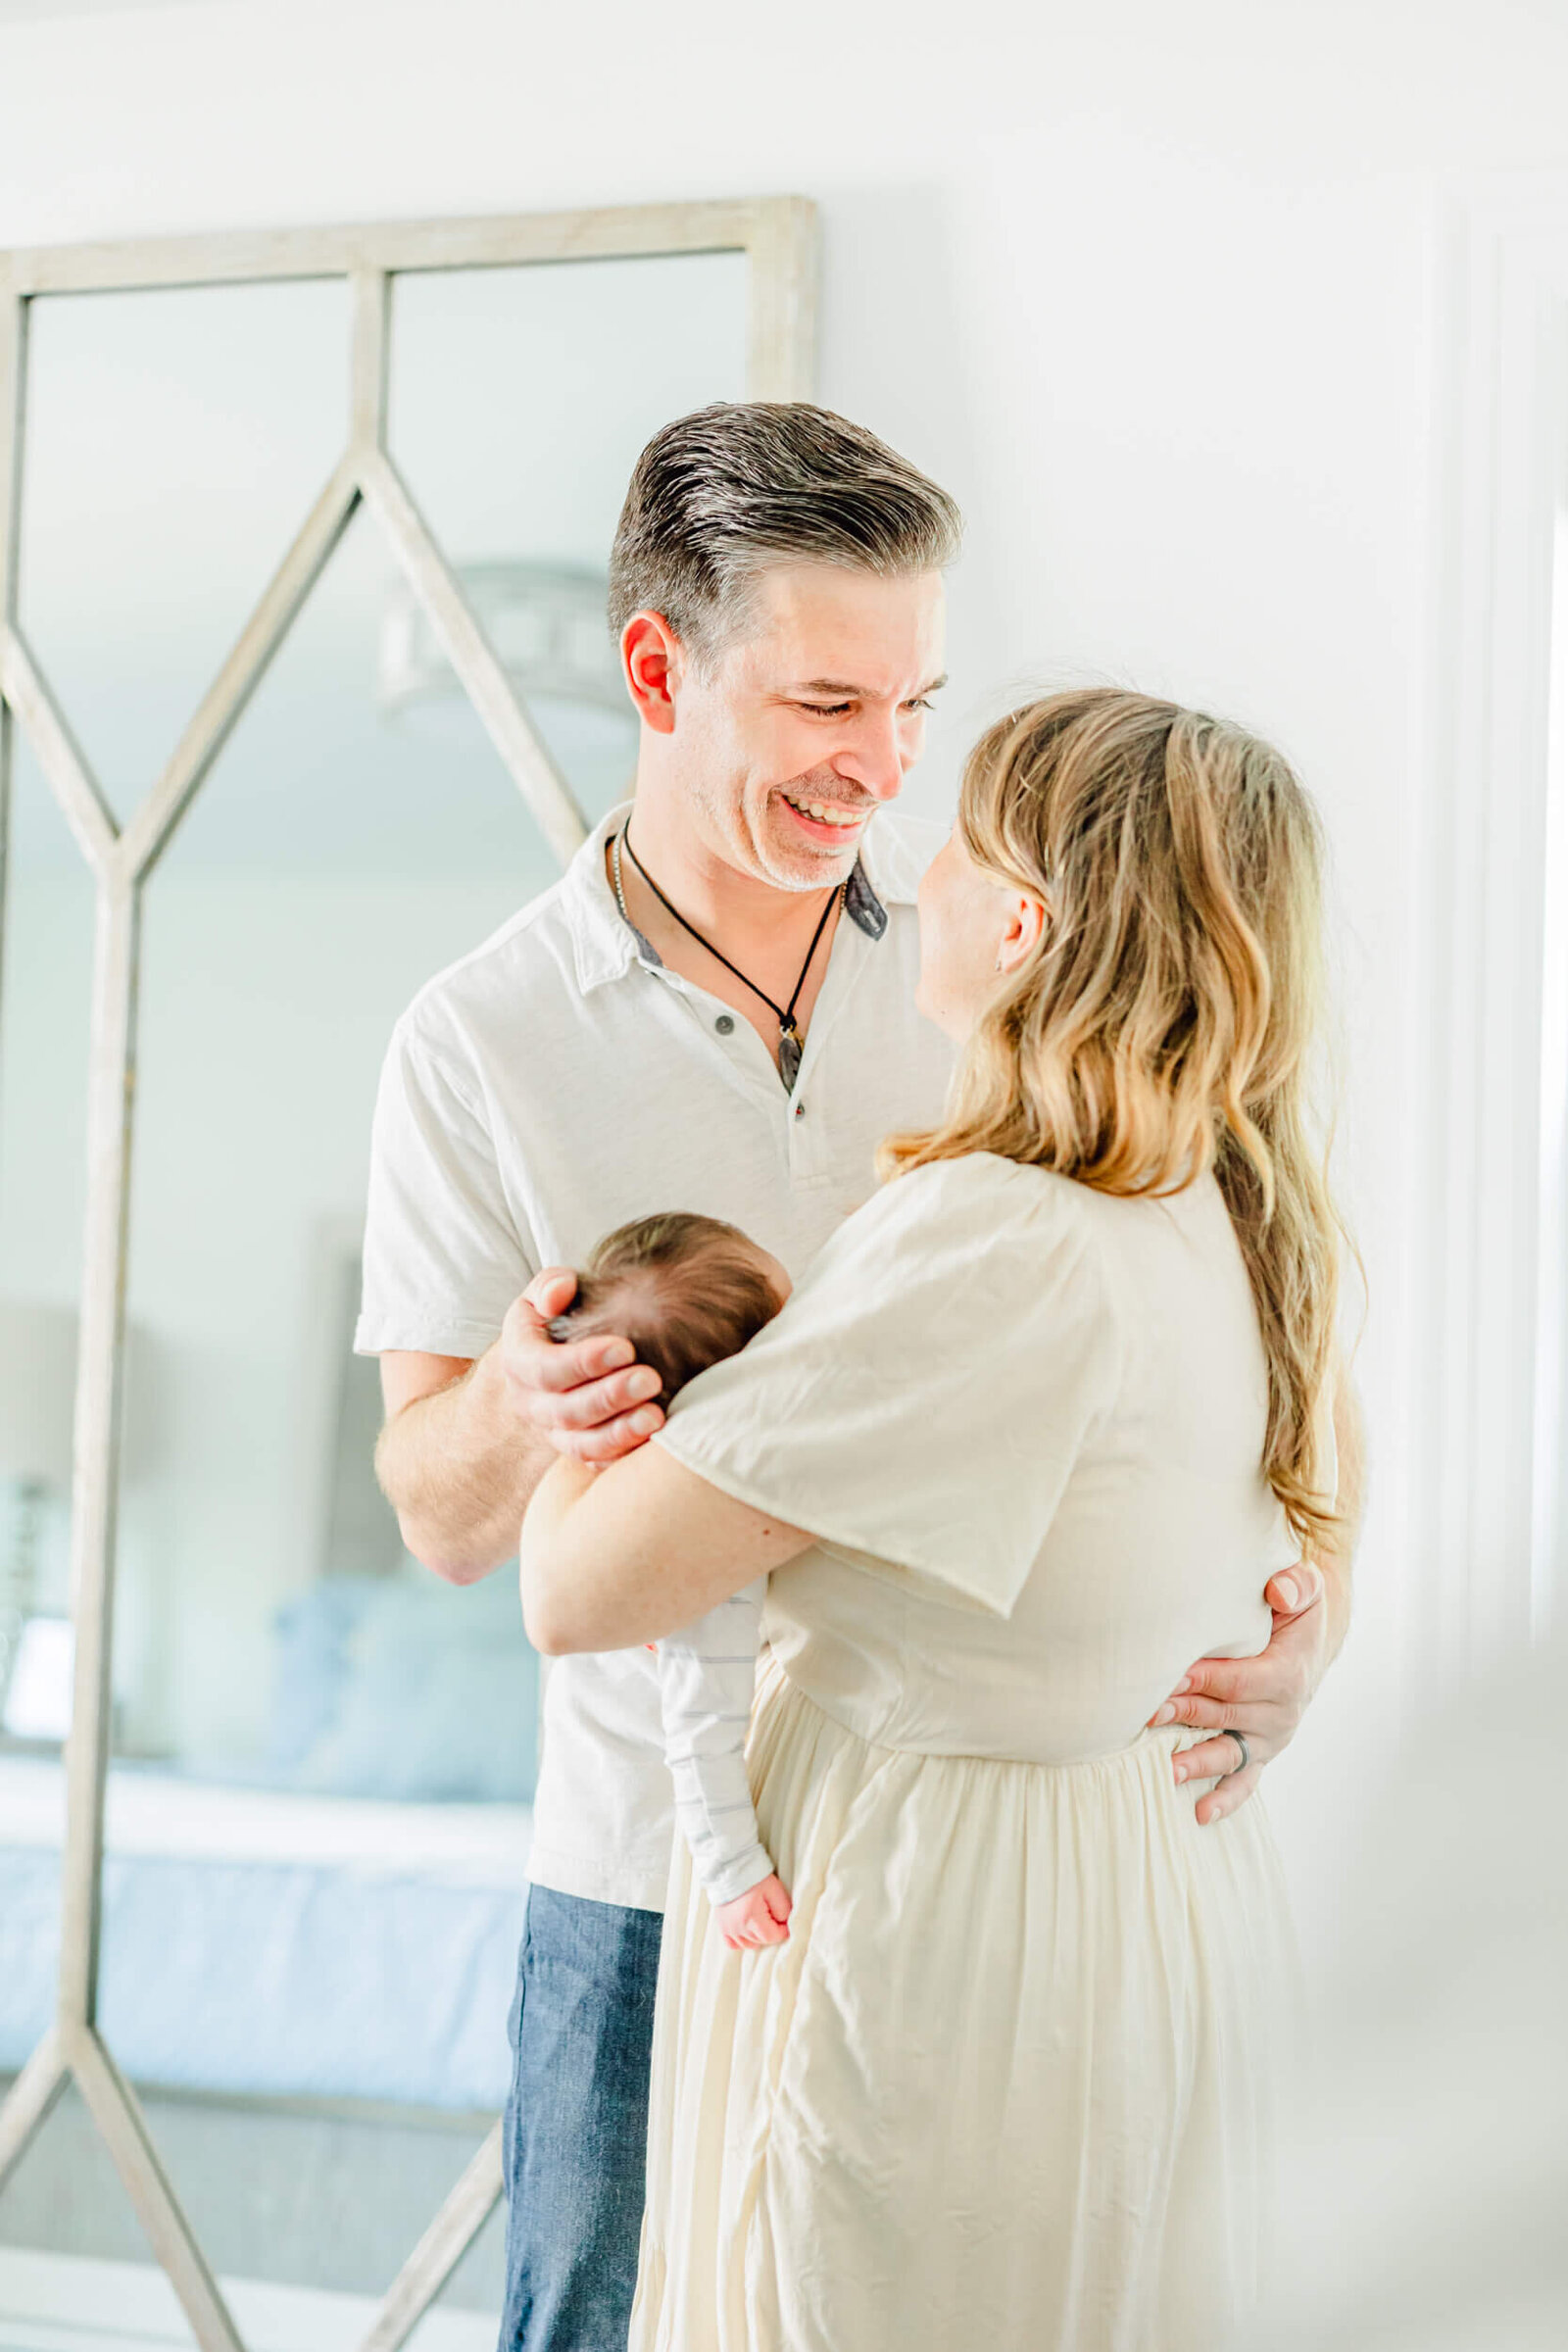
547, 1212, 783, 1404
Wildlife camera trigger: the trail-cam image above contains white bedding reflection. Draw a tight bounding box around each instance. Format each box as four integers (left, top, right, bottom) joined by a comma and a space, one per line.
0, 1755, 530, 2108
0, 1753, 530, 1880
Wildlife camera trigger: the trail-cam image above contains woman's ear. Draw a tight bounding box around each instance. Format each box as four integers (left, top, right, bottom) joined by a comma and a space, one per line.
996, 889, 1048, 976
620, 611, 684, 735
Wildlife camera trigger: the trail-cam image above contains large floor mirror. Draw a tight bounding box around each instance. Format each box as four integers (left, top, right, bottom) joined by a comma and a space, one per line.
0, 197, 815, 2352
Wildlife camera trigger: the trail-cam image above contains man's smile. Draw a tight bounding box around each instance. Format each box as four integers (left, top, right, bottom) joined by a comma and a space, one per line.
776, 788, 872, 842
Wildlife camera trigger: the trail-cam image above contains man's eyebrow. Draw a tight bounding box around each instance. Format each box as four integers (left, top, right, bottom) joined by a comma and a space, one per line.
785, 672, 950, 697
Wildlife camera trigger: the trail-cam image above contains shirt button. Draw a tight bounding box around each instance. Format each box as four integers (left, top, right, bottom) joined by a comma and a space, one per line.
794, 1102, 806, 1119
714, 1013, 735, 1035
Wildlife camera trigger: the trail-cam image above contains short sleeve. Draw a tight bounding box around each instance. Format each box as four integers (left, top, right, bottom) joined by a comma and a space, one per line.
354, 1017, 536, 1358
656, 1156, 1121, 1620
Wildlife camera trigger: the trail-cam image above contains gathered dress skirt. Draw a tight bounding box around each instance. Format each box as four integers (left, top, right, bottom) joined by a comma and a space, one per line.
630, 1653, 1298, 2352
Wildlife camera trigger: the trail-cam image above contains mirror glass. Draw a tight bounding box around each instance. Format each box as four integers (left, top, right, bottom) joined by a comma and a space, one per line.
91, 509, 535, 2324
0, 2083, 182, 2324
433, 2198, 509, 2332
1, 233, 750, 2337
389, 251, 748, 826
15, 278, 350, 826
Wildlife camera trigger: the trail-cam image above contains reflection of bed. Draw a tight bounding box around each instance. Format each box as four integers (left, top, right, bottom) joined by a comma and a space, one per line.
0, 2246, 498, 2352
0, 1755, 530, 2108
1, 1551, 539, 2314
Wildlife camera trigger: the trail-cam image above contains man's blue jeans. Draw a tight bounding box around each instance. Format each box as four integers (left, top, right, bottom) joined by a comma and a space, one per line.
497, 1884, 663, 2352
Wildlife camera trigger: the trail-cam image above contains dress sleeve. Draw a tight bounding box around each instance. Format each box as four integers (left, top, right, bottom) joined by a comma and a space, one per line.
354, 1015, 537, 1359
655, 1156, 1121, 1620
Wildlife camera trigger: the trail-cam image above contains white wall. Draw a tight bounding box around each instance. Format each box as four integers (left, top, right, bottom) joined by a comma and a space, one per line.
4, 0, 1565, 1931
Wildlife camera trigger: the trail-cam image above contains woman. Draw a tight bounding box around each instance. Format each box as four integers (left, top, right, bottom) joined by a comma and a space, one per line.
520, 688, 1343, 2350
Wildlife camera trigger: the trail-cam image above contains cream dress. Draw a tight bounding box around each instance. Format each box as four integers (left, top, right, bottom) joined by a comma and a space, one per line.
632, 1153, 1313, 2352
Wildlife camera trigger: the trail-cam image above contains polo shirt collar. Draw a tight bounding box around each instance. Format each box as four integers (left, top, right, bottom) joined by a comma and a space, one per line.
843, 858, 888, 942
564, 799, 912, 995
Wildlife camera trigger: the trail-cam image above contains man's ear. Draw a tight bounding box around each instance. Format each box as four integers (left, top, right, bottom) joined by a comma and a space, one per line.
620, 611, 684, 736
997, 889, 1048, 975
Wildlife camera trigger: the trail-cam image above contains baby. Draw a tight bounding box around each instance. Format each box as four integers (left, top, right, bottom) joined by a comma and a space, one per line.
547, 1212, 794, 1951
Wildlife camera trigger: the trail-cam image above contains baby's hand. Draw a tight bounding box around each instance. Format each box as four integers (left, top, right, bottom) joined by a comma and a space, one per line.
714, 1873, 792, 1951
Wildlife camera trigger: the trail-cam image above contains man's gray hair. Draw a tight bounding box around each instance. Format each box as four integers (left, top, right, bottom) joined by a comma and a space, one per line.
607, 401, 962, 662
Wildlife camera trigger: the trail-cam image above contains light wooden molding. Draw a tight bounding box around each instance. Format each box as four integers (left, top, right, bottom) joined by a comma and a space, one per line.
350, 268, 390, 456
0, 2028, 67, 2194
57, 880, 140, 2032
1, 197, 803, 296
0, 281, 24, 623
745, 195, 819, 402
72, 2031, 248, 2352
0, 626, 117, 873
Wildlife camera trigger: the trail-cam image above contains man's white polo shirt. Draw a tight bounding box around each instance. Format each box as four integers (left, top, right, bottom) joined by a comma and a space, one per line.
356, 802, 954, 1914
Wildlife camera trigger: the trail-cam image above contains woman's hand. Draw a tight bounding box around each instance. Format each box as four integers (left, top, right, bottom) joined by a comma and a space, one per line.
1150, 1562, 1331, 1826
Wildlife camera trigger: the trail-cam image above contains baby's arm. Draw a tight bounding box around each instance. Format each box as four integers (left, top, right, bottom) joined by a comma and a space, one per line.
659, 1577, 790, 1949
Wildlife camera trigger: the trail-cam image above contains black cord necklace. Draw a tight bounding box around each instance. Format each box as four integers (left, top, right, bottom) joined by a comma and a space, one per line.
615, 824, 844, 1093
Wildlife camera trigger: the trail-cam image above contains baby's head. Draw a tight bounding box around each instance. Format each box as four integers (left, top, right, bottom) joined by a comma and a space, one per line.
548, 1213, 789, 1404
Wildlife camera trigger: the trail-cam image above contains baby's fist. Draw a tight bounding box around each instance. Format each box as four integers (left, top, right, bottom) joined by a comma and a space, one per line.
715, 1873, 792, 1950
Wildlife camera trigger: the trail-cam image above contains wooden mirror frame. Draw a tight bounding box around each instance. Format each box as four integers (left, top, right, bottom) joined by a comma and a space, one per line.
0, 192, 816, 2352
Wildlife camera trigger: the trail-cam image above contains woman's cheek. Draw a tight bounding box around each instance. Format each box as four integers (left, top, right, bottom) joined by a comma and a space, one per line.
916, 922, 973, 1037
915, 873, 954, 1023
916, 840, 996, 1036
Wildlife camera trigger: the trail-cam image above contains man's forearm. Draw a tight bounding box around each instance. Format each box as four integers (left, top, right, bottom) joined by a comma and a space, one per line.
376, 1347, 554, 1580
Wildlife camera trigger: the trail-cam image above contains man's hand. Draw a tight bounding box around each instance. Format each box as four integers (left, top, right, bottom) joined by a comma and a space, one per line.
375, 1268, 666, 1579
1150, 1562, 1331, 1826
499, 1267, 665, 1465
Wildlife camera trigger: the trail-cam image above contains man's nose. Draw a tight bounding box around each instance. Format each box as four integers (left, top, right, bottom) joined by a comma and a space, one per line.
836, 710, 909, 802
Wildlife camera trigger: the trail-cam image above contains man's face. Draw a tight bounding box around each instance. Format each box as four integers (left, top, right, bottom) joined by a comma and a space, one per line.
666, 563, 947, 890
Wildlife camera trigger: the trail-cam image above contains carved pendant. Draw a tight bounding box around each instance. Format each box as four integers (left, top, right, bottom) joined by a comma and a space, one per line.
779, 1026, 803, 1094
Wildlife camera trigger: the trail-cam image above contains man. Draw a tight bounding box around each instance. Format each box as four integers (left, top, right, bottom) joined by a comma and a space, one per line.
359, 402, 1354, 2352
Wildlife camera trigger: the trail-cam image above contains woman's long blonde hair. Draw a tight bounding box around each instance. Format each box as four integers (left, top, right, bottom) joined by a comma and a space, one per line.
882, 687, 1343, 1548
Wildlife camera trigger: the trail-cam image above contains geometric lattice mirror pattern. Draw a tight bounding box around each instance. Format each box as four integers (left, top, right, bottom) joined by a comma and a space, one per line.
0, 2080, 173, 2310
388, 251, 747, 833
0, 196, 815, 2352
102, 512, 542, 2314
17, 278, 352, 830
